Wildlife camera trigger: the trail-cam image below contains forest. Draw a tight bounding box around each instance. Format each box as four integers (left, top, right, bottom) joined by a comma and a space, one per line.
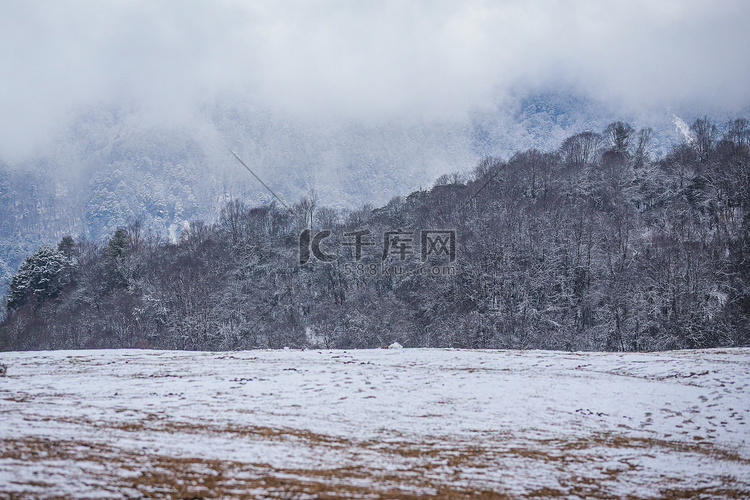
1, 117, 749, 352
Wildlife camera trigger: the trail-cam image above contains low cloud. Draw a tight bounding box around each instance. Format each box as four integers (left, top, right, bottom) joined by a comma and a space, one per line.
1, 0, 749, 158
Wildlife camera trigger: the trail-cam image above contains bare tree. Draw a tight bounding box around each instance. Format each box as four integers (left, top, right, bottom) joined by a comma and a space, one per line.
691, 117, 717, 163
633, 128, 653, 168
725, 118, 750, 148
296, 191, 317, 229
560, 131, 603, 167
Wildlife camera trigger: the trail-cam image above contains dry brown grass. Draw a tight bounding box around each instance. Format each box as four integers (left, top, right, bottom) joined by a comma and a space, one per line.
0, 436, 511, 499
1, 414, 749, 499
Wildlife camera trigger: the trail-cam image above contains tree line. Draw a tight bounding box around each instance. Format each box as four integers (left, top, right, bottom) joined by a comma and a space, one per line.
1, 118, 749, 351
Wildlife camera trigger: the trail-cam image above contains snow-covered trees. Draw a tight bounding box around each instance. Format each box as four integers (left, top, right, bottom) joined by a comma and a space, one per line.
2, 118, 749, 352
6, 244, 73, 311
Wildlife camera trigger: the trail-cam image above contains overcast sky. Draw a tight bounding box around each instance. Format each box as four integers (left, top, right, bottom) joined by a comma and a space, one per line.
2, 0, 749, 158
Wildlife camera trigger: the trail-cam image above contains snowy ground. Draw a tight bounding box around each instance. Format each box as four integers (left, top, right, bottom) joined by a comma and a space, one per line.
0, 348, 749, 499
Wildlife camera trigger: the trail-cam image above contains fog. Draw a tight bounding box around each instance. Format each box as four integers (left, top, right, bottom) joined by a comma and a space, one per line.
1, 0, 750, 305
1, 1, 748, 155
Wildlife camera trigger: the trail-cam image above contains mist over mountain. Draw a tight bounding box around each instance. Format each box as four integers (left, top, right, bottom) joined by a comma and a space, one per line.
2, 0, 750, 296
1, 91, 745, 297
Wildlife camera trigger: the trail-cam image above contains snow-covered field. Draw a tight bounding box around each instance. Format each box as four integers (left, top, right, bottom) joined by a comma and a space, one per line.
0, 348, 749, 499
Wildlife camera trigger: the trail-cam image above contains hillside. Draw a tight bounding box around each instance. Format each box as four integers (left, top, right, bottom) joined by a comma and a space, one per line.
2, 117, 749, 352
0, 92, 736, 295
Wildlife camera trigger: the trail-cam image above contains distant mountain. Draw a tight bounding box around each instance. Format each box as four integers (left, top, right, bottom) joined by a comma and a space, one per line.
0, 91, 746, 296
468, 89, 721, 160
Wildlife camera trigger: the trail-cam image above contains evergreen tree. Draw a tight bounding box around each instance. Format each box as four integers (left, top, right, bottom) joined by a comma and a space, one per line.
7, 245, 71, 311
102, 228, 130, 291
